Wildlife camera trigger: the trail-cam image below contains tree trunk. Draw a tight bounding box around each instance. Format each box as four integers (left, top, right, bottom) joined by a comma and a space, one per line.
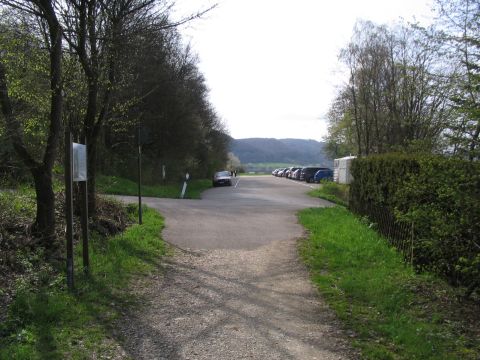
0, 0, 63, 252
31, 166, 56, 247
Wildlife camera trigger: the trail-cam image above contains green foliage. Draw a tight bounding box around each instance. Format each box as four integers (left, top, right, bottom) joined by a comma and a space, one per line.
299, 206, 480, 359
349, 154, 480, 295
97, 175, 211, 199
0, 188, 36, 221
395, 157, 480, 294
0, 205, 166, 359
308, 180, 349, 206
0, 16, 51, 159
349, 154, 419, 208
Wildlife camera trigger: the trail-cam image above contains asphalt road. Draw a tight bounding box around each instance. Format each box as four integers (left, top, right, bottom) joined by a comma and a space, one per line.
117, 175, 332, 250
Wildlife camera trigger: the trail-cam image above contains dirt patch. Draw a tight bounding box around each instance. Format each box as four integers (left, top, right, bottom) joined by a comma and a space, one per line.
114, 239, 358, 359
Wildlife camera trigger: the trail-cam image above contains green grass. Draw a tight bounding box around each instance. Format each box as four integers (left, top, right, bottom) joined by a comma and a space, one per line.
299, 206, 479, 360
97, 175, 211, 199
0, 187, 36, 221
308, 181, 349, 206
0, 205, 167, 359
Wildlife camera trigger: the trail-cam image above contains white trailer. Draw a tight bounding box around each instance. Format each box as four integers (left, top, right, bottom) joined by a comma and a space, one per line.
333, 156, 356, 184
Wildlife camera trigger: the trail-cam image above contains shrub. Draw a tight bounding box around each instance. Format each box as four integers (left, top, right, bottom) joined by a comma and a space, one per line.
349, 154, 480, 297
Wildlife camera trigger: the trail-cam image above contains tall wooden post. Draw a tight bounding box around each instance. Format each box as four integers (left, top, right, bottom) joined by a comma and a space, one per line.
80, 169, 89, 274
65, 129, 74, 290
138, 142, 143, 225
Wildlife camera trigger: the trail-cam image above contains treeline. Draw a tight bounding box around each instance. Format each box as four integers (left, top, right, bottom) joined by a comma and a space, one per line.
325, 0, 479, 160
0, 0, 228, 249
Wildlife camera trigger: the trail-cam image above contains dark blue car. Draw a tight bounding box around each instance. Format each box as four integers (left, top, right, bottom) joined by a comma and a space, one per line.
313, 168, 333, 183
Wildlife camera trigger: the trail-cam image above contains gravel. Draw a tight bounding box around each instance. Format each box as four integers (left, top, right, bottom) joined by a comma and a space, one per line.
114, 240, 356, 359
113, 177, 358, 359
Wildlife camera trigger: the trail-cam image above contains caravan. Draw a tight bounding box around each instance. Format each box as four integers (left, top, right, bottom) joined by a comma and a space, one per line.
333, 156, 356, 184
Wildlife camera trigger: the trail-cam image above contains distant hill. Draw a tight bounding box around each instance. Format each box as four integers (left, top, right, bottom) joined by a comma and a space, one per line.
229, 138, 332, 170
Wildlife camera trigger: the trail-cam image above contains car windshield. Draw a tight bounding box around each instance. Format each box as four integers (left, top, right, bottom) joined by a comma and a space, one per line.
217, 171, 231, 177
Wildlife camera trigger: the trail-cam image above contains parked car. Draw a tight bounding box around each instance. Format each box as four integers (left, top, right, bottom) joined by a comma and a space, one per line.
277, 168, 287, 177
313, 168, 333, 183
300, 167, 325, 183
287, 167, 301, 179
212, 170, 232, 186
272, 168, 284, 176
291, 169, 302, 180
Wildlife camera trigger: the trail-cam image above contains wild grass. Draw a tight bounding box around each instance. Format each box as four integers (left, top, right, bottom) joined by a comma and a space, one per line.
0, 205, 167, 359
308, 180, 349, 206
299, 206, 479, 360
97, 175, 211, 199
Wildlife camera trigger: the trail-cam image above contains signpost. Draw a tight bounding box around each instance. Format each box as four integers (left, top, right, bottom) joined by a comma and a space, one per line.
65, 130, 74, 290
137, 139, 143, 225
73, 142, 89, 274
65, 129, 89, 290
136, 125, 152, 225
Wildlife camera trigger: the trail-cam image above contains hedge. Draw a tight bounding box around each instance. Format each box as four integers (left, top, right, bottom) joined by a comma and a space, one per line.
349, 154, 480, 297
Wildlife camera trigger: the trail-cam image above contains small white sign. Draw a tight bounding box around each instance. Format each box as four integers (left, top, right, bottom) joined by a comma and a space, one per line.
185, 172, 190, 180
73, 143, 87, 182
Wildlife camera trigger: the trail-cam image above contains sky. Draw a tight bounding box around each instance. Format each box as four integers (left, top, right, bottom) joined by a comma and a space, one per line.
172, 0, 434, 141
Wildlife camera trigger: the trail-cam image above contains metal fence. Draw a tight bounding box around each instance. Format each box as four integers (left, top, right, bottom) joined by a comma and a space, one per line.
350, 201, 415, 265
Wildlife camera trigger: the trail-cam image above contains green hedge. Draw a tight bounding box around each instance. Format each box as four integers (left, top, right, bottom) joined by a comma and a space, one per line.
350, 154, 480, 297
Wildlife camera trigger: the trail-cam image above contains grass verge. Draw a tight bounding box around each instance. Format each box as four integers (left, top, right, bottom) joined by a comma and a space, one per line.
299, 206, 479, 360
0, 205, 166, 359
308, 181, 349, 206
97, 175, 211, 199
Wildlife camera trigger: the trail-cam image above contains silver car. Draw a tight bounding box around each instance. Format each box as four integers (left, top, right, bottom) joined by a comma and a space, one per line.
212, 170, 232, 187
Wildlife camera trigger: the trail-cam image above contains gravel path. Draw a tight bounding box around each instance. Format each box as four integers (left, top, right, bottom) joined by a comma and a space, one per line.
114, 177, 356, 359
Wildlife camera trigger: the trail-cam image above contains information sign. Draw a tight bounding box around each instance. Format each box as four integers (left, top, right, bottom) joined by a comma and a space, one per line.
73, 143, 87, 182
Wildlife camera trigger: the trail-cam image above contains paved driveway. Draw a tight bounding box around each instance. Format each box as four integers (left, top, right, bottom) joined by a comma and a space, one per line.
116, 176, 330, 250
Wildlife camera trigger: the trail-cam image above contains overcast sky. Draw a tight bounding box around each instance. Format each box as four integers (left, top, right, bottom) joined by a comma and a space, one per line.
173, 0, 434, 141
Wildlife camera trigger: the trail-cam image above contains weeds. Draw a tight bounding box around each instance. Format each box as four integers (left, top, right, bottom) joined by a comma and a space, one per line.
0, 205, 166, 359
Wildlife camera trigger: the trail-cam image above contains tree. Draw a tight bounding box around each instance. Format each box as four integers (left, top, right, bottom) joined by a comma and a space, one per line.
0, 1, 63, 249
59, 0, 218, 214
435, 0, 480, 160
105, 22, 229, 181
327, 21, 454, 156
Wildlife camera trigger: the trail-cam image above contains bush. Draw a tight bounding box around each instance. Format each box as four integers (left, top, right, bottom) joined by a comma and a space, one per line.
349, 154, 480, 297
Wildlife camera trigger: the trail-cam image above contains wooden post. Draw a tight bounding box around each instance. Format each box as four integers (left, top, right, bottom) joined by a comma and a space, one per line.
65, 129, 74, 290
138, 142, 142, 225
81, 176, 89, 274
